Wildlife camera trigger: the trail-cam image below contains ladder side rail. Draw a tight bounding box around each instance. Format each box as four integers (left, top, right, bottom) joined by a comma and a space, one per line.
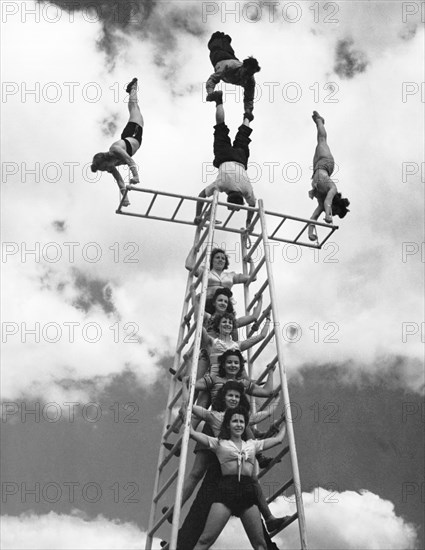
241, 234, 257, 414
258, 199, 308, 550
145, 223, 205, 549
169, 190, 220, 550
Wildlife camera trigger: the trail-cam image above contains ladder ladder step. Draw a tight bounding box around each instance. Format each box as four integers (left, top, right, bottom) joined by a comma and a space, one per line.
267, 477, 294, 503
154, 469, 179, 503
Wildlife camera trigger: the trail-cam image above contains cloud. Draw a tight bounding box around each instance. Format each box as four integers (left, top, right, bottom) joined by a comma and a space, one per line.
334, 38, 368, 78
0, 510, 161, 549
211, 489, 419, 549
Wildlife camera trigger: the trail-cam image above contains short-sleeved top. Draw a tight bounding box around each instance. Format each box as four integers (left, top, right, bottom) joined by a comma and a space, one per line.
204, 161, 256, 207
199, 267, 238, 299
205, 437, 264, 477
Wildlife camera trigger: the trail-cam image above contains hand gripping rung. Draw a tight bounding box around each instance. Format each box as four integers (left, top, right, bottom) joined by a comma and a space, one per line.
250, 327, 275, 363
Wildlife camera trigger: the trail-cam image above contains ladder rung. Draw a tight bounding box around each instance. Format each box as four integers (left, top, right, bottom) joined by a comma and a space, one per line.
255, 358, 278, 383
247, 279, 269, 310
267, 477, 294, 503
258, 445, 290, 478
220, 209, 237, 229
293, 222, 309, 243
154, 469, 178, 503
168, 387, 182, 409
176, 324, 195, 353
247, 256, 265, 284
244, 234, 263, 261
159, 436, 182, 470
247, 305, 272, 337
250, 327, 275, 363
171, 198, 184, 220
269, 216, 287, 239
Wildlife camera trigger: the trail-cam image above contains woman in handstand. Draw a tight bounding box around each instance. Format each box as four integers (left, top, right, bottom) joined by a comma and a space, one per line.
90, 78, 143, 207
190, 406, 287, 550
308, 111, 350, 241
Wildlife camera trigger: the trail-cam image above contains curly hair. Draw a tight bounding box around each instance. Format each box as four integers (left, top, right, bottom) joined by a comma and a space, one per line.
227, 192, 244, 207
242, 56, 261, 75
218, 349, 245, 378
209, 248, 230, 270
218, 406, 250, 441
212, 380, 250, 412
332, 193, 350, 218
211, 287, 235, 314
90, 152, 110, 173
212, 312, 236, 334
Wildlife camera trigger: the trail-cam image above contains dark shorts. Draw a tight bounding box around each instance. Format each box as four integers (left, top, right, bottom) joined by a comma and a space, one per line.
120, 122, 143, 156
213, 475, 260, 517
213, 123, 252, 169
208, 31, 237, 66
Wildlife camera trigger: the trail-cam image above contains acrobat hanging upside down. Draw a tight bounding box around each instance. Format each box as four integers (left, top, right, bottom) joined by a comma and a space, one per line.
90, 78, 143, 207
308, 111, 350, 241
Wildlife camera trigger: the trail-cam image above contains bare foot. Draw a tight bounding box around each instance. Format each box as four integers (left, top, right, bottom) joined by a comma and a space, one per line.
120, 191, 130, 207
312, 111, 325, 124
308, 225, 318, 241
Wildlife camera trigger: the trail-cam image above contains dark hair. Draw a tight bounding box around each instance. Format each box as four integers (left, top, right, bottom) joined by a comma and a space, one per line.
242, 56, 261, 75
212, 312, 236, 334
212, 380, 250, 412
227, 191, 244, 208
91, 152, 110, 173
218, 406, 250, 440
218, 349, 245, 379
211, 287, 234, 314
332, 193, 350, 218
209, 248, 230, 270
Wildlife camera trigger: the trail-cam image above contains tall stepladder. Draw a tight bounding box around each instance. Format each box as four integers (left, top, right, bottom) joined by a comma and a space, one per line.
116, 186, 338, 550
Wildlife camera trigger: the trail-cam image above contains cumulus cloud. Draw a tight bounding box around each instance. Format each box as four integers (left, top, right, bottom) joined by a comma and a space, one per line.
0, 510, 160, 549
211, 489, 419, 549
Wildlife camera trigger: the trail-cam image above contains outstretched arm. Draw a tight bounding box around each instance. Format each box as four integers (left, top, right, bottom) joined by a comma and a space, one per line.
260, 421, 286, 451
233, 257, 257, 284
249, 394, 280, 424
249, 363, 277, 397
194, 189, 207, 226
182, 377, 210, 420
237, 295, 263, 329
323, 185, 338, 224
239, 317, 271, 352
190, 425, 213, 446
109, 145, 139, 183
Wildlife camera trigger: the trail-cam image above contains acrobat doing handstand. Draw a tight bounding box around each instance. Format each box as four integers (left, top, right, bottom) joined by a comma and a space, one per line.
195, 91, 256, 227
308, 111, 350, 241
90, 78, 143, 207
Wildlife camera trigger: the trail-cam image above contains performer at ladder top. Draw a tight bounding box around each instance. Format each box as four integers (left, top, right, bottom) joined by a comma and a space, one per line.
308, 111, 350, 240
90, 78, 143, 207
195, 92, 256, 227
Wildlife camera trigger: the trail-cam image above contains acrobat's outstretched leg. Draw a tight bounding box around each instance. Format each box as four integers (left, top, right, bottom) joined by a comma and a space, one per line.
127, 78, 144, 128
312, 111, 331, 168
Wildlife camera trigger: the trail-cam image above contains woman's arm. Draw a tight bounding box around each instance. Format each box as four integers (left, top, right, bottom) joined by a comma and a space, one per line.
249, 395, 280, 425
109, 145, 139, 183
260, 421, 286, 451
185, 243, 201, 274
236, 295, 263, 329
249, 363, 276, 397
190, 426, 213, 446
233, 257, 257, 284
239, 317, 271, 352
323, 185, 338, 223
